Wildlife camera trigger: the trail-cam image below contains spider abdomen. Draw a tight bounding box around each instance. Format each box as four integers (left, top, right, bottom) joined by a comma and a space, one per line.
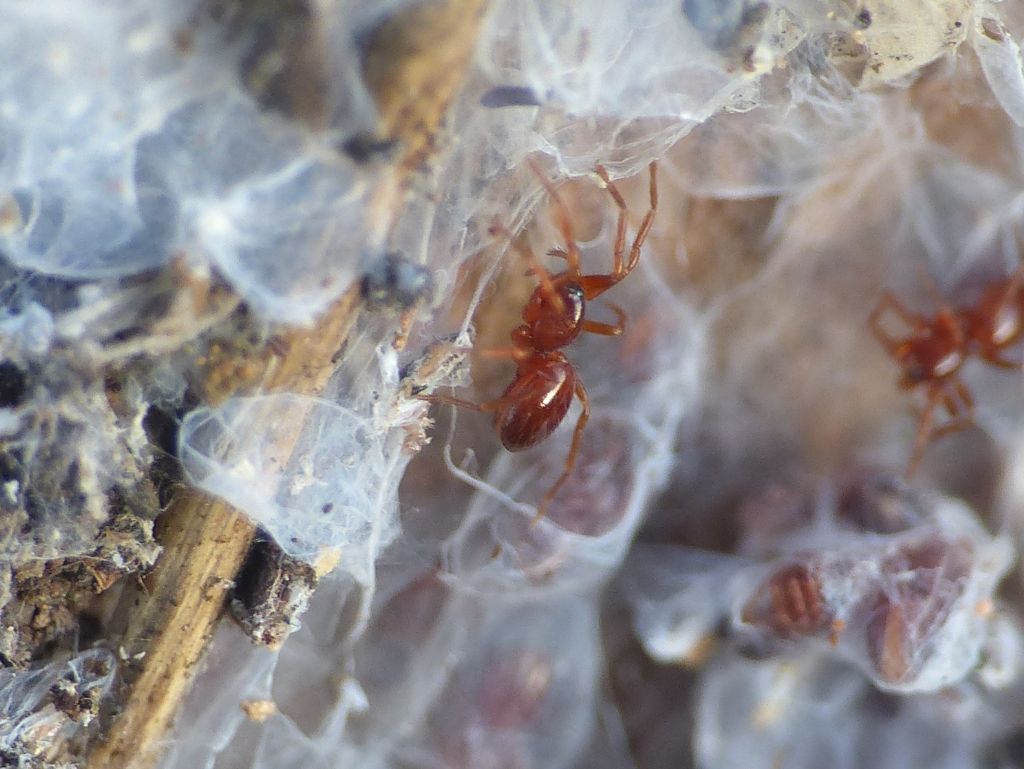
496, 354, 577, 451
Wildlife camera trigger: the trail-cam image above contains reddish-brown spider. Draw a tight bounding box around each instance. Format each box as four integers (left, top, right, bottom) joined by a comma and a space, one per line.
424, 158, 658, 521
868, 273, 973, 478
870, 262, 1024, 476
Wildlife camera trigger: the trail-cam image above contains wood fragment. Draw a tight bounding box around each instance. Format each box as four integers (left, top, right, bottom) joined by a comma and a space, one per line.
89, 285, 359, 769
87, 0, 489, 764
363, 0, 490, 181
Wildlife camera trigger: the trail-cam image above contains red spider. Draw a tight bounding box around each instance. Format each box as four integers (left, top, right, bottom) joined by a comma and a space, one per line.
868, 273, 973, 478
424, 159, 658, 521
870, 262, 1024, 476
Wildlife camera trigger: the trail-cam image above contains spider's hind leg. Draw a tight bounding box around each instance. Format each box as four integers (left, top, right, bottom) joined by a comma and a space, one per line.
532, 379, 591, 524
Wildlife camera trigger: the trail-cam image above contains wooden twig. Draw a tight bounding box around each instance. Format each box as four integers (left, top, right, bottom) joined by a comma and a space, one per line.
89, 2, 488, 766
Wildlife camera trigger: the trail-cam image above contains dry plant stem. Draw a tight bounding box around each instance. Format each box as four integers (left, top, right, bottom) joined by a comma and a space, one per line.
88, 492, 254, 769
89, 289, 361, 769
363, 0, 490, 182
88, 0, 490, 765
363, 0, 490, 239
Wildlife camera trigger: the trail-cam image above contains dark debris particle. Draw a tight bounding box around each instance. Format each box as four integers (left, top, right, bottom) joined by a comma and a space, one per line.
50, 679, 82, 717
0, 361, 28, 408
0, 447, 24, 485
23, 490, 46, 525
854, 8, 872, 29
49, 678, 102, 723
342, 133, 398, 164
75, 612, 104, 648
480, 86, 542, 109
361, 252, 433, 310
230, 538, 317, 648
142, 405, 179, 457
143, 405, 183, 507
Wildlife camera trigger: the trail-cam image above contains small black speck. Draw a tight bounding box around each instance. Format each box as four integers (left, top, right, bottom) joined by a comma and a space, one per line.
855, 9, 872, 28
322, 503, 334, 514
342, 133, 398, 164
0, 361, 27, 408
954, 20, 962, 28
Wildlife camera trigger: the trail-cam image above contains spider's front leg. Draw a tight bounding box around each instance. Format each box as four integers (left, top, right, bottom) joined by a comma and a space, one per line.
869, 292, 922, 353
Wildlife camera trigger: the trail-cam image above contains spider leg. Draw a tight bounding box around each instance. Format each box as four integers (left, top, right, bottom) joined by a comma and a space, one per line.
912, 263, 953, 314
595, 164, 629, 276
526, 157, 581, 277
581, 319, 623, 336
906, 384, 943, 479
417, 392, 499, 412
997, 262, 1024, 307
490, 220, 566, 314
624, 162, 658, 276
929, 377, 975, 441
581, 302, 626, 336
418, 366, 529, 413
905, 378, 975, 477
584, 163, 658, 300
532, 379, 590, 524
417, 346, 529, 408
979, 351, 1024, 369
579, 272, 619, 299
869, 292, 921, 351
522, 248, 569, 277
